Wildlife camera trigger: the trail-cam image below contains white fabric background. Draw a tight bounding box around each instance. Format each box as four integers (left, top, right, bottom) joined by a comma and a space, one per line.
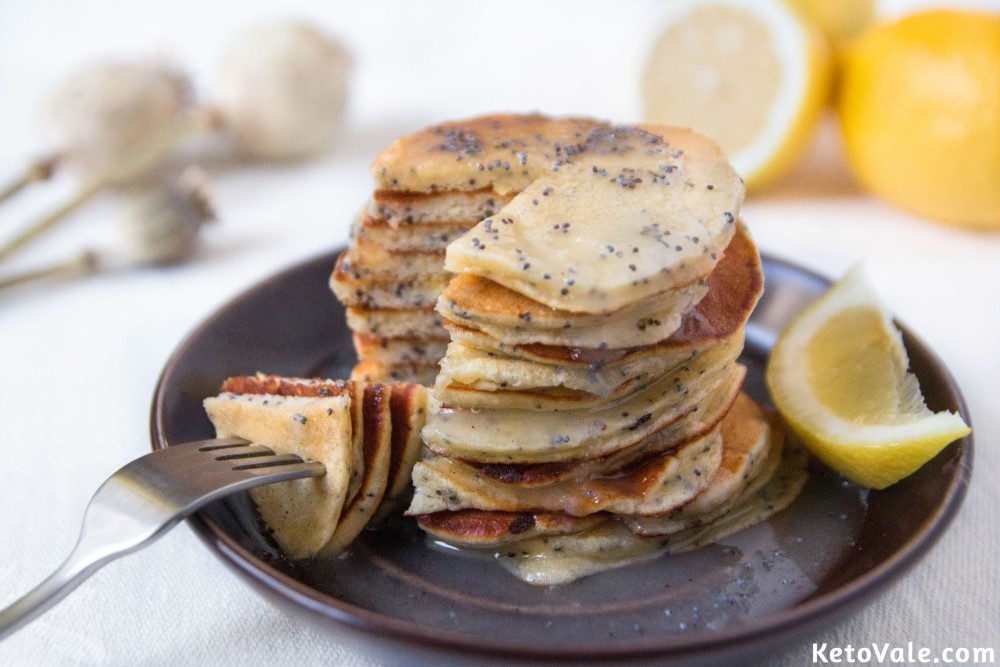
0, 1, 997, 665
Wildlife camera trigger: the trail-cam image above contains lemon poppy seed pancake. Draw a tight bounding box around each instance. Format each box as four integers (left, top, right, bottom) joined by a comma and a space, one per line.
423, 360, 745, 464
353, 211, 476, 252
412, 393, 807, 577
371, 114, 607, 196
444, 223, 764, 367
352, 332, 449, 367
350, 359, 440, 387
434, 223, 762, 403
416, 510, 606, 548
444, 125, 743, 313
204, 389, 354, 560
333, 237, 447, 283
408, 425, 723, 517
330, 252, 451, 310
436, 272, 708, 349
204, 375, 428, 559
370, 189, 516, 226
432, 333, 741, 413
494, 439, 807, 586
372, 382, 430, 522
461, 371, 744, 487
624, 392, 783, 537
346, 307, 446, 339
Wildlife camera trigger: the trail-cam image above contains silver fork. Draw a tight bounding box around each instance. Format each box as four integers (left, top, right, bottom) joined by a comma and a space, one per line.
0, 437, 325, 640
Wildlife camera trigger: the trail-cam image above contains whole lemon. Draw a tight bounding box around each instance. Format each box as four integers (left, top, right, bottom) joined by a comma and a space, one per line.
838, 10, 1000, 230
788, 0, 874, 53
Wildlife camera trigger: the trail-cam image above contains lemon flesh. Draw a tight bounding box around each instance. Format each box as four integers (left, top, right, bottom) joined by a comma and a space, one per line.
766, 266, 970, 489
642, 0, 832, 191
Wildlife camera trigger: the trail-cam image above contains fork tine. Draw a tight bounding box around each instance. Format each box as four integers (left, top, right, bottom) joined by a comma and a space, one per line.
211, 444, 276, 461
232, 454, 317, 470
233, 458, 326, 480
194, 437, 252, 451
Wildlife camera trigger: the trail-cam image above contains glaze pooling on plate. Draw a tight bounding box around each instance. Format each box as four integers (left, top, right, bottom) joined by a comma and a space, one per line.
151, 252, 971, 662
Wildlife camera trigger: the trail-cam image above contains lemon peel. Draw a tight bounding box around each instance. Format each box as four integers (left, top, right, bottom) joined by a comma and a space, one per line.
838, 10, 1000, 230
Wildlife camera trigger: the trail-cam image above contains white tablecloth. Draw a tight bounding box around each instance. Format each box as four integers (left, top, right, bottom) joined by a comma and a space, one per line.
1, 1, 997, 665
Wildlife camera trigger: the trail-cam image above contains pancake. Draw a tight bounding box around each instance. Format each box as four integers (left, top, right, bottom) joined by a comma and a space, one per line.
432, 366, 647, 412
626, 439, 783, 537
352, 332, 449, 367
438, 221, 756, 350
434, 223, 761, 402
436, 338, 643, 397
324, 383, 393, 553
353, 212, 474, 252
350, 359, 440, 387
346, 307, 446, 339
218, 375, 366, 501
432, 337, 728, 412
445, 224, 764, 368
372, 382, 429, 522
422, 361, 745, 464
370, 189, 516, 226
206, 375, 428, 558
493, 440, 809, 586
408, 424, 722, 517
371, 114, 607, 195
204, 386, 356, 560
330, 253, 451, 309
416, 510, 605, 548
463, 369, 743, 486
410, 391, 778, 555
436, 273, 708, 349
444, 126, 743, 313
335, 238, 446, 283
624, 393, 780, 536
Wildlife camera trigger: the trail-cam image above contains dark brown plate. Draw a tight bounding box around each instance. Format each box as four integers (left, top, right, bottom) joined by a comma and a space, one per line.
151, 251, 972, 665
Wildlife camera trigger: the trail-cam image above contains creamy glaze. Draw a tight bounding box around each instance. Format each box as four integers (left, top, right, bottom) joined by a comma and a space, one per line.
444, 126, 742, 313
495, 442, 809, 585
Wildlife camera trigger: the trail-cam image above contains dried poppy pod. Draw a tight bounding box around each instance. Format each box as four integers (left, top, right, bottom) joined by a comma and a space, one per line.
0, 167, 215, 294
0, 60, 197, 206
115, 166, 215, 266
215, 20, 352, 160
44, 59, 195, 178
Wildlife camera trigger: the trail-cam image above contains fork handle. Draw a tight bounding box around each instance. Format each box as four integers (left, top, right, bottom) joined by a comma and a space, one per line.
0, 517, 180, 641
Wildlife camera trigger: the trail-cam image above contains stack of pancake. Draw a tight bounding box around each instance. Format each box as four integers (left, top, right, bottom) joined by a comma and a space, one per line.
392, 115, 808, 585
328, 216, 451, 386
329, 114, 610, 385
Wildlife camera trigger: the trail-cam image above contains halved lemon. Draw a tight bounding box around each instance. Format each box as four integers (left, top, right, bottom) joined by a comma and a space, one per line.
641, 0, 832, 191
765, 265, 970, 489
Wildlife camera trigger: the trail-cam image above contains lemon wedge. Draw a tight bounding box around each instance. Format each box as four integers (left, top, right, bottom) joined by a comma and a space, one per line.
641, 0, 832, 191
765, 265, 970, 489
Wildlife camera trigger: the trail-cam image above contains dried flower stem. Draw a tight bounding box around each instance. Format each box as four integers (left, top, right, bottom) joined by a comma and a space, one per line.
0, 249, 99, 291
0, 180, 103, 264
0, 155, 61, 206
0, 109, 211, 266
